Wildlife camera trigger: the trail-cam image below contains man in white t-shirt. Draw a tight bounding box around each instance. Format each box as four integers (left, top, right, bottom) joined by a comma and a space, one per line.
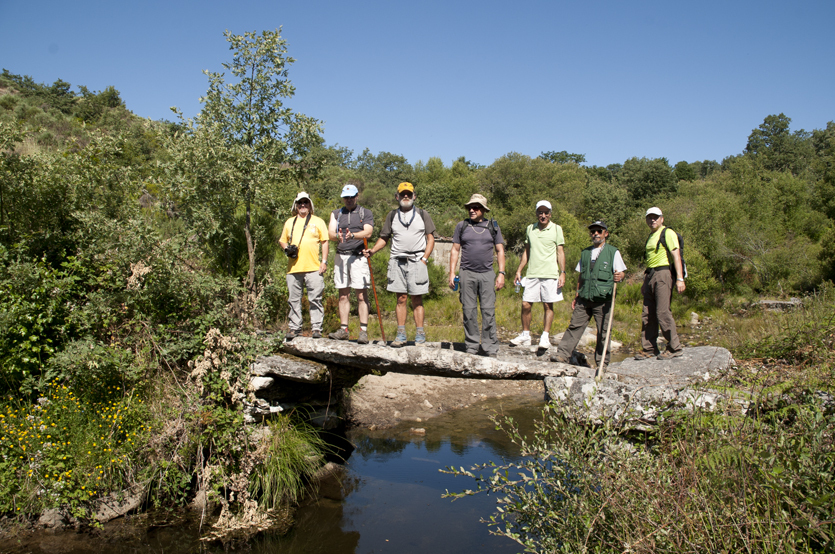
551, 220, 626, 368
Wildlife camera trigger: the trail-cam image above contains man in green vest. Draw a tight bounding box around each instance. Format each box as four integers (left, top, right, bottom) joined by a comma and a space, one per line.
551, 221, 625, 367
637, 206, 685, 360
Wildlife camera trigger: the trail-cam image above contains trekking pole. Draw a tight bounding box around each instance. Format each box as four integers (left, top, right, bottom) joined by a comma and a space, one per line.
364, 238, 386, 343
596, 282, 618, 381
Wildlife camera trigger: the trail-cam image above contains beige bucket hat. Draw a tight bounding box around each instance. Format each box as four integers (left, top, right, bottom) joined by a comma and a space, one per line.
464, 193, 490, 212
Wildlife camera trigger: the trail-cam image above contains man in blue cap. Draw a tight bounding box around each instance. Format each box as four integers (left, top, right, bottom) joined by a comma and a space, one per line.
328, 184, 375, 343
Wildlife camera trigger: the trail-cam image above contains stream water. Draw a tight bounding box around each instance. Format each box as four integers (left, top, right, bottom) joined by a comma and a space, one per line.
8, 396, 546, 554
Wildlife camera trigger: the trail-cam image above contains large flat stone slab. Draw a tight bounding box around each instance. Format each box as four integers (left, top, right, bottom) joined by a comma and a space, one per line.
250, 352, 330, 383
281, 337, 588, 380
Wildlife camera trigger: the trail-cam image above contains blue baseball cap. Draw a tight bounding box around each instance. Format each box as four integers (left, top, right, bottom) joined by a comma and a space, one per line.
341, 184, 359, 197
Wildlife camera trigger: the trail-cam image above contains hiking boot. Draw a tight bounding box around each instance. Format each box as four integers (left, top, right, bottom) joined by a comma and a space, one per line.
634, 351, 656, 361
550, 353, 570, 364
329, 327, 350, 340
311, 330, 322, 339
357, 330, 369, 345
657, 349, 684, 360
285, 329, 298, 341
510, 333, 531, 347
390, 332, 408, 347
538, 334, 551, 350
414, 332, 426, 346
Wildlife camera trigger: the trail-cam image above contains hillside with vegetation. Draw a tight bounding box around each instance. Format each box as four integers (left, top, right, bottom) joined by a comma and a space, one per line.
0, 27, 833, 549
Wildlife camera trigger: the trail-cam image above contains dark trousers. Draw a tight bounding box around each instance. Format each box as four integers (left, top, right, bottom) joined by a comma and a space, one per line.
641, 268, 682, 353
459, 269, 498, 354
556, 297, 613, 364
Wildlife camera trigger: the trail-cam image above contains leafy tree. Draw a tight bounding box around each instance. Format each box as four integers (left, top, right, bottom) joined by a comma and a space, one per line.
539, 150, 586, 165
674, 160, 696, 181
744, 113, 813, 175
165, 29, 323, 291
618, 156, 676, 205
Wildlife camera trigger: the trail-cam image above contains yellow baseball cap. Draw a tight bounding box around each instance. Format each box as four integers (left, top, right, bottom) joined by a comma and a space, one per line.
397, 182, 415, 193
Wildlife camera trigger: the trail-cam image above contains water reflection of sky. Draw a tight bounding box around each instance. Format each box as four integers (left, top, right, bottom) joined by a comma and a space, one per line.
260, 396, 546, 554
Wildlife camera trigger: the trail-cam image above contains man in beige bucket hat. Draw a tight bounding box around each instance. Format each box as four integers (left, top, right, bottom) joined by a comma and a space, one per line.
448, 194, 506, 357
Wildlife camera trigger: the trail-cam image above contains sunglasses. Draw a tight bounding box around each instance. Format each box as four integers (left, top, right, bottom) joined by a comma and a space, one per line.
466, 205, 483, 211
537, 211, 551, 216
400, 191, 414, 198
589, 228, 605, 234
343, 195, 358, 200
296, 200, 310, 205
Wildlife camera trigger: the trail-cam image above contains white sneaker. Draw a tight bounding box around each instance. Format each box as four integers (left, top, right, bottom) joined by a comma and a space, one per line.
538, 334, 551, 350
510, 333, 531, 347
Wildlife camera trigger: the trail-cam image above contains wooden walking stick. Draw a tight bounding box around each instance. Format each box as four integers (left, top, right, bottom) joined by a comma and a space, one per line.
596, 282, 618, 381
364, 238, 386, 343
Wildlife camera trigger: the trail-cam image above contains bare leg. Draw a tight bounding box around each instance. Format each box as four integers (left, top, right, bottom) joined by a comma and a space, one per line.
395, 293, 409, 326
542, 302, 554, 333
520, 301, 533, 331
337, 287, 351, 326
411, 295, 424, 327
356, 288, 370, 325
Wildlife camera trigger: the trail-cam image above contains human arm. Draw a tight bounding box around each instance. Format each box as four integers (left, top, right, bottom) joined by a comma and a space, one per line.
448, 243, 460, 289
366, 237, 388, 257
319, 240, 329, 275
495, 243, 506, 290
421, 234, 435, 264
671, 248, 686, 293
557, 244, 565, 288
327, 213, 339, 242
515, 246, 529, 284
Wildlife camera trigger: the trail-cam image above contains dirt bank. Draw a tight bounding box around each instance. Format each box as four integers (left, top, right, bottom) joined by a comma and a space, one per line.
343, 372, 547, 429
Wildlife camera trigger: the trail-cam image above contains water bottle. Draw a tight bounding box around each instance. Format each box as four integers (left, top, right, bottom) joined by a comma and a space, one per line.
515, 279, 521, 293
453, 275, 459, 292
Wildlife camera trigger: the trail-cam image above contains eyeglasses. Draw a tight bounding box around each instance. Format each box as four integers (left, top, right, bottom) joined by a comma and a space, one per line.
589, 228, 605, 235
537, 211, 551, 216
343, 195, 358, 200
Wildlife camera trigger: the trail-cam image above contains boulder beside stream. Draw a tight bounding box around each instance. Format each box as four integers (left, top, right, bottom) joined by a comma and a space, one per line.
545, 346, 747, 429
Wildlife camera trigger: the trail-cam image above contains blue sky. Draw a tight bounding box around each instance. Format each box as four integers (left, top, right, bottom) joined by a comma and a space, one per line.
1, 0, 833, 168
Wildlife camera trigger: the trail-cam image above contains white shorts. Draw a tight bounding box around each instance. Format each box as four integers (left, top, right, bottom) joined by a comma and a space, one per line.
521, 277, 563, 303
334, 253, 370, 290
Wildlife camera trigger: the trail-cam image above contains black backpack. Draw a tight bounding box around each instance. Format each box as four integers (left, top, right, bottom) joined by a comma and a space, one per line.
648, 226, 688, 281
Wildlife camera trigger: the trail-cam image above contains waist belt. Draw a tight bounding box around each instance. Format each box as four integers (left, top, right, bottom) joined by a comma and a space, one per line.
645, 266, 670, 276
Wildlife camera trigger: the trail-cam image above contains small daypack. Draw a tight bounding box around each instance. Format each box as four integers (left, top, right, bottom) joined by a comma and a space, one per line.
648, 226, 688, 280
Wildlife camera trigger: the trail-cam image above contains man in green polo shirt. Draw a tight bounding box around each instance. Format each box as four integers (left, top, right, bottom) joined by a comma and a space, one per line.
510, 200, 565, 350
637, 206, 685, 360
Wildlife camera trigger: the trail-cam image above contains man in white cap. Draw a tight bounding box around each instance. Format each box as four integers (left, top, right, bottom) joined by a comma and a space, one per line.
279, 192, 328, 339
448, 194, 506, 357
366, 182, 437, 347
510, 200, 565, 350
328, 184, 375, 343
638, 207, 685, 360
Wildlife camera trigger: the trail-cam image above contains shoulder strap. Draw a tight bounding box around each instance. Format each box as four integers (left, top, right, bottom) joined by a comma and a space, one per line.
289, 213, 311, 245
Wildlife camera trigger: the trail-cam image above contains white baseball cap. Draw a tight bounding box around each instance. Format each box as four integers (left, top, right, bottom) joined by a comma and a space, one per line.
535, 200, 552, 212
645, 207, 663, 217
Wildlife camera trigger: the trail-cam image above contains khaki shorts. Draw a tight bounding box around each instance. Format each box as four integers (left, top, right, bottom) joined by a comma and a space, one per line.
387, 257, 429, 295
521, 277, 563, 303
334, 253, 370, 289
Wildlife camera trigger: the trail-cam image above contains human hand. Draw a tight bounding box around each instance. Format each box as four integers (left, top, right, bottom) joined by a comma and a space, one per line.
495, 273, 505, 290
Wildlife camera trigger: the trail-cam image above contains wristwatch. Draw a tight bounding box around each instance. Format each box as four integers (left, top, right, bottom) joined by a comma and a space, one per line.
677, 278, 685, 282
498, 271, 506, 275
420, 257, 428, 263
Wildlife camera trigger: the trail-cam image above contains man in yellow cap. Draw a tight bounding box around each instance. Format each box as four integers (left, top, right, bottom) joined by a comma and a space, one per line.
366, 182, 437, 346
